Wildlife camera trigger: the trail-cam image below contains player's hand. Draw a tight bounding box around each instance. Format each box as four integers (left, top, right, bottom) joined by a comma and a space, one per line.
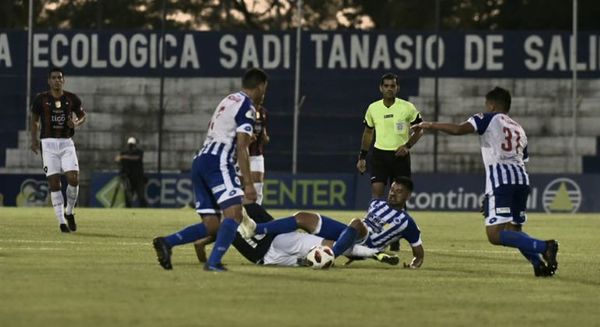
243, 184, 257, 202
412, 122, 432, 130
395, 145, 409, 157
403, 257, 422, 269
30, 139, 40, 154
356, 159, 366, 174
250, 134, 258, 143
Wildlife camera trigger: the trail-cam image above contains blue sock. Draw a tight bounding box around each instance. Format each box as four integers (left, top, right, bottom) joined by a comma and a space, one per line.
514, 231, 543, 266
164, 223, 207, 247
332, 226, 358, 257
207, 218, 239, 266
255, 216, 296, 235
315, 215, 347, 240
520, 249, 543, 267
499, 230, 547, 253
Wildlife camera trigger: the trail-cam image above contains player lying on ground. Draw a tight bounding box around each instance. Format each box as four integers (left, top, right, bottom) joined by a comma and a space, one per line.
237, 177, 424, 269
413, 86, 559, 277
194, 202, 403, 267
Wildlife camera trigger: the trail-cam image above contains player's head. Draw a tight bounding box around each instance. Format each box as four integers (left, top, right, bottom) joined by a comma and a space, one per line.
242, 68, 268, 100
379, 73, 399, 100
47, 67, 65, 91
387, 176, 413, 207
485, 87, 511, 113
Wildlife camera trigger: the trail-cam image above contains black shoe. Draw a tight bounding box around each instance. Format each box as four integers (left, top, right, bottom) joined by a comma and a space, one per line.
152, 237, 173, 270
64, 214, 77, 232
373, 252, 400, 266
59, 224, 70, 233
542, 240, 559, 272
389, 240, 400, 252
203, 262, 227, 272
533, 262, 554, 277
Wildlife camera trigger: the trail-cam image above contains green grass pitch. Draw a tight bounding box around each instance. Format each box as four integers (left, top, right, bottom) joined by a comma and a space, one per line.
1, 207, 599, 327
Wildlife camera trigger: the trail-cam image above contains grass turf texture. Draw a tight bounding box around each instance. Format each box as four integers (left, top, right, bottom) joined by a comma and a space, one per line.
1, 207, 599, 327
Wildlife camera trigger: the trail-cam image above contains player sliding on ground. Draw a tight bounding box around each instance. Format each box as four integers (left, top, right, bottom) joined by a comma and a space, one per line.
194, 202, 403, 267
237, 177, 424, 269
413, 86, 559, 277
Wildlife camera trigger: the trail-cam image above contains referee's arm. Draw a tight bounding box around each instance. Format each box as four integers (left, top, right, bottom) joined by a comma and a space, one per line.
356, 121, 374, 174
406, 114, 424, 148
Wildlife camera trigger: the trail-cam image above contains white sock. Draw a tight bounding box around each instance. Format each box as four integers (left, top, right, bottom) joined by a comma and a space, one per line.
65, 185, 79, 215
51, 191, 66, 224
343, 244, 380, 258
254, 182, 264, 205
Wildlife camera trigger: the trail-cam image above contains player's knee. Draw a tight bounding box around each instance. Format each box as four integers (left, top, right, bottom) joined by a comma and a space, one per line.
47, 175, 61, 191
202, 216, 221, 236
349, 218, 367, 238
65, 172, 79, 186
486, 231, 502, 245
294, 211, 319, 232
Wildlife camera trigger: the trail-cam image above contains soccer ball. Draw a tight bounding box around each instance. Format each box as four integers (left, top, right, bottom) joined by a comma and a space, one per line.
305, 245, 335, 269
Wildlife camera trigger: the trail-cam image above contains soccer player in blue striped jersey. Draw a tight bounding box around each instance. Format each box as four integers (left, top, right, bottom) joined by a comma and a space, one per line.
238, 177, 425, 269
414, 87, 559, 277
152, 68, 268, 272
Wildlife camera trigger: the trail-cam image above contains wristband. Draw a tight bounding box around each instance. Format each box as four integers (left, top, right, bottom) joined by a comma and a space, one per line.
359, 150, 368, 160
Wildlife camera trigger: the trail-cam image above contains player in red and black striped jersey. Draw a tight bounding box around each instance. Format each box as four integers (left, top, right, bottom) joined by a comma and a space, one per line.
249, 104, 269, 204
30, 67, 87, 233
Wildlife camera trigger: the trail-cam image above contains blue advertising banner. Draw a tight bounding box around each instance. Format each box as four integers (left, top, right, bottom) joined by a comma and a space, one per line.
354, 173, 600, 213
90, 172, 194, 208
90, 171, 355, 210
0, 174, 49, 207
262, 172, 355, 210
1, 172, 597, 212
1, 30, 600, 78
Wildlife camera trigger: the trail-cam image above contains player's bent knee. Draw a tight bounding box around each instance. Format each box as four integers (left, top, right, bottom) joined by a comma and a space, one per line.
294, 212, 319, 232
202, 216, 221, 235
349, 218, 367, 237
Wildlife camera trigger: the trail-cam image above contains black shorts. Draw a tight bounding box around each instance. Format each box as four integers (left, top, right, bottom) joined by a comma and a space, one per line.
370, 148, 411, 185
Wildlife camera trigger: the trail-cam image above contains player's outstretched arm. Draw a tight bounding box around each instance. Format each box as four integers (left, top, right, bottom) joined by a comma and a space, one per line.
403, 244, 424, 269
413, 121, 474, 136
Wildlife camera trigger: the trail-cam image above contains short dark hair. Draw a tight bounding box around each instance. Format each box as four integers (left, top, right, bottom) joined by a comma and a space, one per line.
242, 68, 268, 89
380, 73, 398, 86
486, 87, 511, 113
48, 67, 64, 79
393, 176, 414, 192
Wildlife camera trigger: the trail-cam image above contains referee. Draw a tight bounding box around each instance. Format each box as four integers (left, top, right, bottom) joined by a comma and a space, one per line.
356, 73, 424, 250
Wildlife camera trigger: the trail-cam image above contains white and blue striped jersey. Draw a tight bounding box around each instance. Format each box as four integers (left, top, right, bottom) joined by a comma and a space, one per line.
199, 91, 256, 158
467, 112, 529, 194
362, 199, 422, 250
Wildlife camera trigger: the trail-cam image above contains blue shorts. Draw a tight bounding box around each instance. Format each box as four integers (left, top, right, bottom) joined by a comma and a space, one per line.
191, 153, 243, 215
482, 184, 530, 226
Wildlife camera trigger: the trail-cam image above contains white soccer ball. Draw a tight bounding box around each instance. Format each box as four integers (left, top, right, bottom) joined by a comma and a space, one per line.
305, 245, 335, 269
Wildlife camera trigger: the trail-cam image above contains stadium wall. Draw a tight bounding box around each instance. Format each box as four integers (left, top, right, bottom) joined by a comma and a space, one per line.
1, 30, 599, 205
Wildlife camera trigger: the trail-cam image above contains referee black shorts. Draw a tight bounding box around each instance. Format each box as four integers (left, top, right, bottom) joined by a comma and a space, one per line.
370, 148, 411, 185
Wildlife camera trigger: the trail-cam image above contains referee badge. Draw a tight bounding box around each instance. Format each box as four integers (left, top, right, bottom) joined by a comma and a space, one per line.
55, 101, 62, 108
395, 121, 406, 133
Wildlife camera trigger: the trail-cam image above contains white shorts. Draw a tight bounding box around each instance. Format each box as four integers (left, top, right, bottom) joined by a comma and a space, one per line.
262, 232, 324, 266
249, 155, 264, 173
41, 138, 79, 176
